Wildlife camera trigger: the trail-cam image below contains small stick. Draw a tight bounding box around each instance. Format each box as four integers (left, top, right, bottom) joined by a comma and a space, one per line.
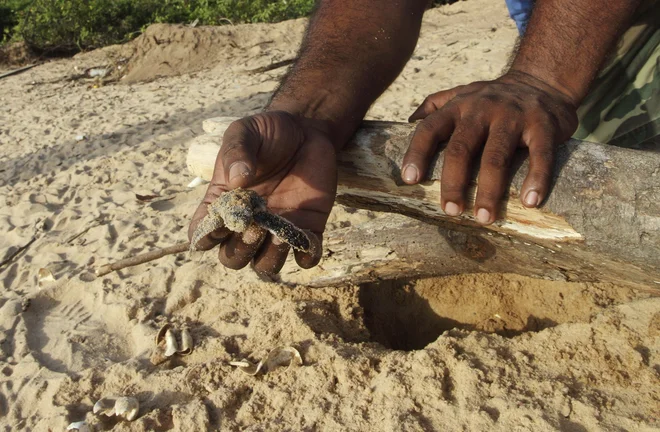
0, 63, 40, 80
95, 241, 190, 277
0, 236, 37, 271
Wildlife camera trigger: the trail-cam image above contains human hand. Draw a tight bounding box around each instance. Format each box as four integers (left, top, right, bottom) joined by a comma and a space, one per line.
189, 111, 337, 275
402, 70, 579, 225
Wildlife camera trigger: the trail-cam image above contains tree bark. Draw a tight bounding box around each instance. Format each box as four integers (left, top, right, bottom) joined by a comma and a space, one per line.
187, 117, 660, 291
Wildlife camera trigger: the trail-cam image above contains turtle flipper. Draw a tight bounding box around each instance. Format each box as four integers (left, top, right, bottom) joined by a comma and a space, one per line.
189, 212, 226, 252
252, 211, 311, 252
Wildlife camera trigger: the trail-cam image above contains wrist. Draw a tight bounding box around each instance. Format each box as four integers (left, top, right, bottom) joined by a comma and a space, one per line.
267, 88, 363, 150
503, 68, 581, 108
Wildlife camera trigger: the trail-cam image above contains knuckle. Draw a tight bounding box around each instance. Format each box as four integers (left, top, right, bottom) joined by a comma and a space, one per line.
481, 93, 501, 104
221, 122, 250, 151
406, 147, 432, 160
533, 148, 555, 166
225, 119, 248, 137
483, 149, 510, 170
415, 118, 438, 135
465, 81, 485, 91
527, 170, 551, 187
442, 183, 465, 197
422, 96, 437, 109
546, 111, 561, 129
445, 139, 472, 159
527, 114, 557, 137
221, 142, 245, 159
507, 101, 524, 115
494, 120, 521, 137
532, 167, 552, 180
477, 186, 502, 202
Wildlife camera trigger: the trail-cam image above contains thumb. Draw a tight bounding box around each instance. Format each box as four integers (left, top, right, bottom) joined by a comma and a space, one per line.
219, 119, 259, 189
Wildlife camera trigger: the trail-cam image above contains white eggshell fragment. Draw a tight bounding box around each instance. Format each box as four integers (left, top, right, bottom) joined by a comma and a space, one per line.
37, 268, 56, 288
93, 397, 116, 416
230, 346, 302, 376
114, 396, 139, 421
229, 360, 264, 376
178, 327, 193, 355
164, 329, 179, 357
187, 176, 207, 188
265, 346, 303, 372
155, 323, 171, 345
67, 421, 93, 432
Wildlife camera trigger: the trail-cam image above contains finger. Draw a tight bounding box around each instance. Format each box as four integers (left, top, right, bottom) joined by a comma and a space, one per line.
262, 206, 328, 271
401, 108, 456, 185
409, 88, 461, 122
474, 124, 521, 225
252, 235, 291, 276
520, 124, 556, 208
220, 119, 260, 189
218, 224, 267, 270
440, 119, 487, 216
293, 231, 323, 269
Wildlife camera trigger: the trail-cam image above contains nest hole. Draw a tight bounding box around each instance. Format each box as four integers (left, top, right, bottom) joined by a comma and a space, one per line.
358, 274, 619, 351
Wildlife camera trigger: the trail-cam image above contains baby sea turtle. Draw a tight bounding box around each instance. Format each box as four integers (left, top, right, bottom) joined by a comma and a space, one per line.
190, 188, 311, 253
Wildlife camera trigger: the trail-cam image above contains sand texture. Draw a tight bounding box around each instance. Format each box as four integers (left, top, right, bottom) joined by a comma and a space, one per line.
1, 1, 658, 430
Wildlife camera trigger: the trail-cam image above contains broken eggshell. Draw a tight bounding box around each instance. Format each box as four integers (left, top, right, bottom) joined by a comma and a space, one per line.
164, 328, 179, 357
229, 359, 264, 376
67, 421, 93, 432
178, 327, 193, 355
114, 396, 140, 421
230, 346, 303, 375
93, 397, 116, 417
155, 323, 171, 345
93, 396, 139, 421
265, 346, 303, 372
37, 268, 56, 288
187, 176, 207, 188
151, 323, 194, 364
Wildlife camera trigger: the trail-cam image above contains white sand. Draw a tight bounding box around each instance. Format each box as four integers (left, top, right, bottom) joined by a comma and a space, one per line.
1, 1, 658, 430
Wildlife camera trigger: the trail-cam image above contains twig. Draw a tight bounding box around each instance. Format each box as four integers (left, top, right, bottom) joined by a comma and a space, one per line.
247, 58, 295, 74
95, 241, 190, 277
0, 237, 37, 270
0, 63, 40, 80
65, 216, 105, 244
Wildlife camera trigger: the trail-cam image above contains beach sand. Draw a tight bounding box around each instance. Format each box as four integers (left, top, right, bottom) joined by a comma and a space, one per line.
1, 1, 658, 430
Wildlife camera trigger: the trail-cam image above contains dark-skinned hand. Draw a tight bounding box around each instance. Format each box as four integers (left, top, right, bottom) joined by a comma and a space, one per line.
188, 111, 337, 275
402, 70, 579, 225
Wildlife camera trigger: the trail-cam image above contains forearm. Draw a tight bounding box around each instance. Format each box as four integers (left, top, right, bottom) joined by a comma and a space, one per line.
267, 0, 427, 148
511, 0, 642, 105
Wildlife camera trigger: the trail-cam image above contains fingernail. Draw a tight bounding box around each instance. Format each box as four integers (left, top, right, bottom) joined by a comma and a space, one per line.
229, 162, 250, 182
402, 165, 419, 183
476, 208, 491, 225
444, 201, 461, 216
524, 190, 540, 207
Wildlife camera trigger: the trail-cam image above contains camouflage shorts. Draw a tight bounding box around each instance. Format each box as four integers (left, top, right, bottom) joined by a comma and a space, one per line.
573, 2, 659, 148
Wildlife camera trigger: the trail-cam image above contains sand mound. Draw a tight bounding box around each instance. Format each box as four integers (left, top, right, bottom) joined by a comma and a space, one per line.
121, 21, 305, 83
1, 0, 658, 430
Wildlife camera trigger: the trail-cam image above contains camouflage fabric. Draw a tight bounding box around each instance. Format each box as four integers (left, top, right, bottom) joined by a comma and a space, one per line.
573, 2, 659, 148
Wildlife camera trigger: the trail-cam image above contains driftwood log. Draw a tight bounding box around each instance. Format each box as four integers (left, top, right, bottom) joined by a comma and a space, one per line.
187, 117, 660, 291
